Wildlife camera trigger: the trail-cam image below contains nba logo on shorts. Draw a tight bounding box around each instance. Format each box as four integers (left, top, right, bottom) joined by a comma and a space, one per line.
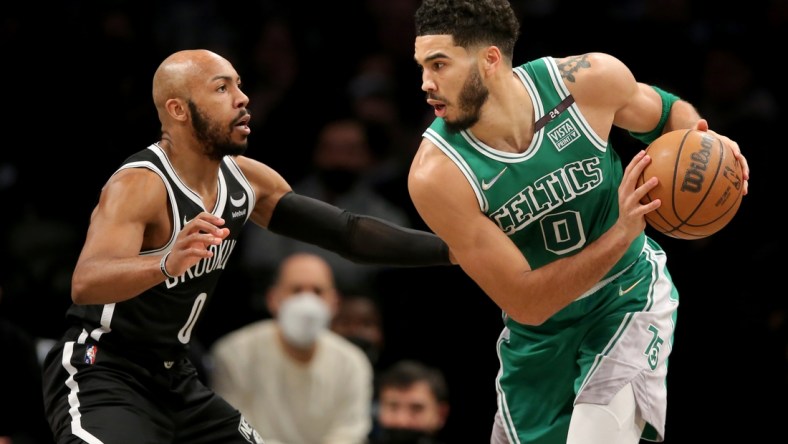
84, 345, 98, 365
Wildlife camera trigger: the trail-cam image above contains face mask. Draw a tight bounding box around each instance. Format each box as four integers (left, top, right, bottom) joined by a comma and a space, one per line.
376, 427, 437, 444
278, 292, 331, 349
345, 335, 381, 365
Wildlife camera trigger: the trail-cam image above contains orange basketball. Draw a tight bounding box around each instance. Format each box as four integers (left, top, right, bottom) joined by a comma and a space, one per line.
636, 129, 744, 240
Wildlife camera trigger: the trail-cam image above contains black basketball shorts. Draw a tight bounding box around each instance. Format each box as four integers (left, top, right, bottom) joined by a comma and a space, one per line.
42, 329, 264, 444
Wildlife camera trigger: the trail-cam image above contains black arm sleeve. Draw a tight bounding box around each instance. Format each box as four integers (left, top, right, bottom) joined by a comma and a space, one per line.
267, 192, 451, 267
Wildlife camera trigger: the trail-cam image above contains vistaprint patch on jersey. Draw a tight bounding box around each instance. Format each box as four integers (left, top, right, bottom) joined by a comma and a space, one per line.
547, 120, 580, 151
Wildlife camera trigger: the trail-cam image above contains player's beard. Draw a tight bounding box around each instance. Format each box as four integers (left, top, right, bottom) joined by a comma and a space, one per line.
443, 66, 489, 134
189, 100, 248, 161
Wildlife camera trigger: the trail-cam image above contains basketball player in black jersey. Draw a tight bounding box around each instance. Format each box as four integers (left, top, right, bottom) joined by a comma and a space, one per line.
41, 49, 453, 444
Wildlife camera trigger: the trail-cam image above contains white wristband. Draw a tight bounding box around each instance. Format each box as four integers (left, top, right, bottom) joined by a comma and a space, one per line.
160, 251, 176, 279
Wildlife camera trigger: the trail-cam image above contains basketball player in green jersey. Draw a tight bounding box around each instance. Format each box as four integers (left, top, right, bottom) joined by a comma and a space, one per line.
409, 1, 749, 443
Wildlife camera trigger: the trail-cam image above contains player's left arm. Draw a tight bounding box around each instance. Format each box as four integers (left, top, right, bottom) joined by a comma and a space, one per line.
569, 52, 749, 194
235, 155, 453, 267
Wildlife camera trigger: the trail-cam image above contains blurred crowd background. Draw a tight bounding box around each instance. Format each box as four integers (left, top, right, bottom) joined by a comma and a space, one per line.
1, 0, 786, 442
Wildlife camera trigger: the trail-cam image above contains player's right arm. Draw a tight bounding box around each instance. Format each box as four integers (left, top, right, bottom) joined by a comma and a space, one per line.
408, 139, 657, 326
564, 52, 748, 194
71, 168, 227, 305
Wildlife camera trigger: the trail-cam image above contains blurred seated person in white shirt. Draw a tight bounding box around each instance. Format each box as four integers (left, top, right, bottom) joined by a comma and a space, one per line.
210, 253, 373, 444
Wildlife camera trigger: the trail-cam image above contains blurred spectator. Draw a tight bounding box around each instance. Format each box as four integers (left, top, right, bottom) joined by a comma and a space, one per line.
210, 253, 373, 444
241, 13, 322, 183
347, 53, 400, 135
345, 52, 429, 229
363, 0, 420, 63
3, 206, 77, 341
239, 117, 412, 295
245, 15, 301, 132
0, 286, 54, 444
699, 44, 779, 144
371, 360, 450, 444
331, 293, 386, 369
152, 0, 237, 60
330, 292, 389, 443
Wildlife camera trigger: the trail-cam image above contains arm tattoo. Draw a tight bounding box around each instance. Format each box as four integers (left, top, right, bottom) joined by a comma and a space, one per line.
556, 54, 591, 83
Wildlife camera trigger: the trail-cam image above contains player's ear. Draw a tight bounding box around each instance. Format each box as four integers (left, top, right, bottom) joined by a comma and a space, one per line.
482, 46, 502, 74
165, 98, 188, 122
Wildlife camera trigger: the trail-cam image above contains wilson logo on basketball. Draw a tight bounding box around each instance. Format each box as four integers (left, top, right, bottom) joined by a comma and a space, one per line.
637, 129, 743, 239
680, 134, 713, 193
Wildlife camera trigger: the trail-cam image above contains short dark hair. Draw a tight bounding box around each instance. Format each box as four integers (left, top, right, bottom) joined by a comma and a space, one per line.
414, 0, 520, 59
378, 360, 449, 403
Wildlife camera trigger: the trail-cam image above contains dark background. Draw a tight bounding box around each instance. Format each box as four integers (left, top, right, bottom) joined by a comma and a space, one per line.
1, 1, 785, 443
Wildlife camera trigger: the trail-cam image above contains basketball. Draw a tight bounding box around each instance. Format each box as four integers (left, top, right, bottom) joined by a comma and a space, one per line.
637, 129, 743, 240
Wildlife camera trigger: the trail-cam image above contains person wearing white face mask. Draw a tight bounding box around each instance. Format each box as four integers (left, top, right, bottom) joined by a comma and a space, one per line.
278, 291, 333, 349
210, 253, 374, 444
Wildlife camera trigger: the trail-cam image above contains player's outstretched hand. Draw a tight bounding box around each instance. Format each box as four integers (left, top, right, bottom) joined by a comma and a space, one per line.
693, 119, 749, 195
165, 212, 230, 277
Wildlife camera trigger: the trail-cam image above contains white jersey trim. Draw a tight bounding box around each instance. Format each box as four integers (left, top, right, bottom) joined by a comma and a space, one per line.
544, 57, 607, 151
495, 327, 522, 443
148, 144, 207, 209
222, 156, 256, 223
88, 304, 115, 341
114, 157, 178, 255
424, 129, 489, 212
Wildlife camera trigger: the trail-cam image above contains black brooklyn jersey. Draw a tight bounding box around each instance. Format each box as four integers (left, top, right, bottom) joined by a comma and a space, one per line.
64, 144, 255, 364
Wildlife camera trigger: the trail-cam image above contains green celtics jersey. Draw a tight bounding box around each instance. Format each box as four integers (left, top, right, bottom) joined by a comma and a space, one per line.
423, 56, 645, 285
